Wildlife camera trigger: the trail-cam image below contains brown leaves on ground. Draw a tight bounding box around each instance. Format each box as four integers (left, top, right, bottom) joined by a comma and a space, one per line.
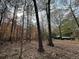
0, 40, 79, 59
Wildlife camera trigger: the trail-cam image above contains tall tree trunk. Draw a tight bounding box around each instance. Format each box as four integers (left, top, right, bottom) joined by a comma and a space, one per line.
0, 1, 7, 40
19, 2, 25, 59
32, 0, 44, 52
46, 0, 54, 47
26, 6, 30, 41
0, 1, 7, 26
9, 5, 17, 42
26, 5, 32, 42
59, 24, 62, 40
19, 11, 24, 59
58, 15, 62, 40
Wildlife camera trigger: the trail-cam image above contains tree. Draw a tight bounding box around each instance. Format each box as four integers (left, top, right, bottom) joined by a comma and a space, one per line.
0, 0, 7, 26
32, 0, 44, 52
46, 0, 54, 46
61, 19, 75, 36
58, 16, 62, 40
9, 0, 18, 42
69, 0, 79, 28
26, 5, 33, 42
19, 1, 25, 59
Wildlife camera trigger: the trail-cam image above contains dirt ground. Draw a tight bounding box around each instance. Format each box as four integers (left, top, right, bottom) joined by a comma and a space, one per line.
0, 40, 79, 59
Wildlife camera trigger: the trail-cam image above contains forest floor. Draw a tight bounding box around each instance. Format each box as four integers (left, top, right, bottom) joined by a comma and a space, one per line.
0, 40, 79, 59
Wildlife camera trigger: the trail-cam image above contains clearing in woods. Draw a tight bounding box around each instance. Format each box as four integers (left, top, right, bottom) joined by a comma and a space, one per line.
0, 40, 79, 59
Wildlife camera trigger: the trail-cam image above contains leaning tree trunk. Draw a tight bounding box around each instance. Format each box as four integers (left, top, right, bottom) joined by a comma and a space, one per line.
46, 0, 54, 47
0, 13, 4, 26
70, 0, 79, 28
70, 7, 79, 27
32, 0, 44, 52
